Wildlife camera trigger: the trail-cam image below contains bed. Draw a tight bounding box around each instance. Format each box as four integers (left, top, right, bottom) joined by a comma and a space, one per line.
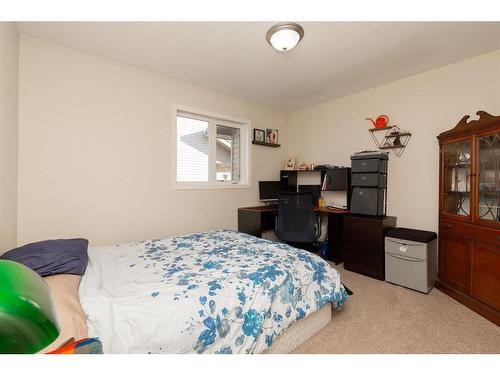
78, 230, 348, 354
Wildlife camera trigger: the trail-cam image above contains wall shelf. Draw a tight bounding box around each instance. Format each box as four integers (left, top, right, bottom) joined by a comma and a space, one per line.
368, 126, 394, 132
379, 144, 406, 150
252, 141, 281, 148
368, 125, 411, 157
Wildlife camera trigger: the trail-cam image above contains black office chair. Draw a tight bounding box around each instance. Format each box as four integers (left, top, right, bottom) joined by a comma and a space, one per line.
275, 191, 321, 246
274, 191, 353, 295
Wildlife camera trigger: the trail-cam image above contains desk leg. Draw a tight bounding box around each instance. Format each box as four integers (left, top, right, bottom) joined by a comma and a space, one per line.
327, 214, 343, 264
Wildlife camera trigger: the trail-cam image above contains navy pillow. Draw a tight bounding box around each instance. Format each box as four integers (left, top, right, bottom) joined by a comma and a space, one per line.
1, 238, 89, 277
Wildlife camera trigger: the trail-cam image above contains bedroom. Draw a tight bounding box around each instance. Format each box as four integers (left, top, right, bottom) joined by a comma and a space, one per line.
1, 0, 499, 372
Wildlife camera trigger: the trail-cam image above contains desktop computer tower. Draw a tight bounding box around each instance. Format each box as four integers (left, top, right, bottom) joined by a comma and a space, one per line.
350, 152, 388, 216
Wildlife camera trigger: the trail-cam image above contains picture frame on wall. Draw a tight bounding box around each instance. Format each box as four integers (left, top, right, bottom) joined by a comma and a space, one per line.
265, 128, 279, 144
253, 128, 265, 143
284, 156, 296, 170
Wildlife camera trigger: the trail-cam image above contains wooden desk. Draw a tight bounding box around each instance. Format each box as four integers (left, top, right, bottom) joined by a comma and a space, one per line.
237, 205, 350, 263
238, 205, 349, 214
315, 207, 350, 215
238, 206, 278, 239
342, 215, 397, 280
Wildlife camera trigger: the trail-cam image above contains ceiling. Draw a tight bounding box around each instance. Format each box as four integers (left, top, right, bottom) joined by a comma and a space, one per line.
17, 22, 500, 111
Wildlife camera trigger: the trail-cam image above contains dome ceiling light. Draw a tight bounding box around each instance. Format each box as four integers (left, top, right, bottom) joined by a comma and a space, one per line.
266, 22, 304, 52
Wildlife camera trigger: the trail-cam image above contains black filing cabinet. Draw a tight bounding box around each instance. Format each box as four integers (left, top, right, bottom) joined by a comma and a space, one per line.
350, 152, 388, 216
342, 214, 397, 280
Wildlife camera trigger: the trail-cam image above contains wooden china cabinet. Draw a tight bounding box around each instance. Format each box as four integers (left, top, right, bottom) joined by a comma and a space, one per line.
437, 111, 500, 326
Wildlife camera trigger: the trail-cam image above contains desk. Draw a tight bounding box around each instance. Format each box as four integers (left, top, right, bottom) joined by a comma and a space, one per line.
237, 205, 350, 264
342, 215, 396, 280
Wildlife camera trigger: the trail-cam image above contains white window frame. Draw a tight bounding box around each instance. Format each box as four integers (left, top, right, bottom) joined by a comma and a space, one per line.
172, 104, 251, 190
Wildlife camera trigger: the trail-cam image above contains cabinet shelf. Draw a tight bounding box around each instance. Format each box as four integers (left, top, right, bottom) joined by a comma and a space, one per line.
444, 164, 471, 168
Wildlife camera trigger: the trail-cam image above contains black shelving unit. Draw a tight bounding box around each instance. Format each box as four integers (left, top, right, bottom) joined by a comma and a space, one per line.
279, 170, 323, 192
279, 168, 352, 207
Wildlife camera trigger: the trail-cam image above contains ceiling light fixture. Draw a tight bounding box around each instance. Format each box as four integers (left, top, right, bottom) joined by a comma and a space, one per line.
266, 22, 304, 52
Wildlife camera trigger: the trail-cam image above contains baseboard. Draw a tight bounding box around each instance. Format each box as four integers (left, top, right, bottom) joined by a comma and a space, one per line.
435, 280, 500, 326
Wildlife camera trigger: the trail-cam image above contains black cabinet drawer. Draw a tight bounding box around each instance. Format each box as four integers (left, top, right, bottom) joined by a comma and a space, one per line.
351, 158, 387, 173
351, 173, 387, 187
350, 187, 386, 216
342, 214, 397, 281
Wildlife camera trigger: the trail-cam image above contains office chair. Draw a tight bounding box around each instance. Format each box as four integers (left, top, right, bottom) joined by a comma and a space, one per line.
275, 191, 321, 245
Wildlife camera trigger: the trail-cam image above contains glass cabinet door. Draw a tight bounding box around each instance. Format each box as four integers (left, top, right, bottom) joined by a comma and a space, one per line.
478, 133, 500, 223
443, 140, 472, 217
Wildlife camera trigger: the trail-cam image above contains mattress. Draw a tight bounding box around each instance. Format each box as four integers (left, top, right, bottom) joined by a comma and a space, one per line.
264, 303, 332, 354
40, 274, 89, 353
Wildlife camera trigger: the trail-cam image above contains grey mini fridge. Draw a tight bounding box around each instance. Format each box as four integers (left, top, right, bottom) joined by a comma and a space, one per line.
384, 228, 438, 293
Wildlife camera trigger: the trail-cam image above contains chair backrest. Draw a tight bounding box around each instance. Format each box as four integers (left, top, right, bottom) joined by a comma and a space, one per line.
276, 191, 316, 243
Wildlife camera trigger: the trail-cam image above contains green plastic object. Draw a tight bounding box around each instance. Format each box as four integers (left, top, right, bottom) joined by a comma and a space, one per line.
0, 260, 60, 353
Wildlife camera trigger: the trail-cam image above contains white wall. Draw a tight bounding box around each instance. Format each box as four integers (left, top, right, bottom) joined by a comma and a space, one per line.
18, 36, 288, 246
16, 35, 500, 245
0, 23, 18, 253
288, 49, 500, 232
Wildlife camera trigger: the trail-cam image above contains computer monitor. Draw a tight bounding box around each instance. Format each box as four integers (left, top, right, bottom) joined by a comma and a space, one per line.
298, 185, 322, 206
259, 181, 281, 202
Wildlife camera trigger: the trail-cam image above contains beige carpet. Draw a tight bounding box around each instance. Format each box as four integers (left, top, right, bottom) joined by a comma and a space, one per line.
292, 264, 500, 354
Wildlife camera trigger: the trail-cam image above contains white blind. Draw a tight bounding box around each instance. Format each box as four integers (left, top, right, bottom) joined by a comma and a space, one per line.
216, 125, 240, 182
176, 115, 209, 182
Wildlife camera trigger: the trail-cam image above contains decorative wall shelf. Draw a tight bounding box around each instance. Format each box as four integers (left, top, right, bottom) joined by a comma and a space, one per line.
379, 144, 405, 150
368, 126, 392, 133
252, 141, 281, 148
368, 125, 411, 157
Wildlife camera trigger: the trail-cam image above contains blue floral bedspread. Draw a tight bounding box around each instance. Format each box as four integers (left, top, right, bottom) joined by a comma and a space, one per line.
79, 230, 348, 354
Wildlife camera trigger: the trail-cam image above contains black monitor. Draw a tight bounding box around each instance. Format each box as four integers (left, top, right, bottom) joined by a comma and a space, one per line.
259, 181, 281, 202
298, 185, 322, 206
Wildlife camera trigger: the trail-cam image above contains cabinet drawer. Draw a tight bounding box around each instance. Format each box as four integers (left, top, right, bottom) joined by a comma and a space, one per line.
440, 220, 500, 246
439, 220, 474, 239
350, 187, 386, 216
352, 173, 387, 187
473, 225, 500, 247
385, 250, 429, 293
385, 237, 430, 260
351, 158, 387, 173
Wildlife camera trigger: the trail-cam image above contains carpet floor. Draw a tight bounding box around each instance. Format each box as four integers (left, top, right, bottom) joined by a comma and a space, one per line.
292, 264, 500, 354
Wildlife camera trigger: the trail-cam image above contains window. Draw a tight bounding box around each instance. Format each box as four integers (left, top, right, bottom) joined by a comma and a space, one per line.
174, 107, 250, 189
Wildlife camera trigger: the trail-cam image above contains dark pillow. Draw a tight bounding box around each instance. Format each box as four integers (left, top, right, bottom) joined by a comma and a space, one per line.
1, 239, 89, 277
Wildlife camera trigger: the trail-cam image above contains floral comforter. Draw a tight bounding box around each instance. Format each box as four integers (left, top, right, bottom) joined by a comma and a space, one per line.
78, 230, 348, 354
